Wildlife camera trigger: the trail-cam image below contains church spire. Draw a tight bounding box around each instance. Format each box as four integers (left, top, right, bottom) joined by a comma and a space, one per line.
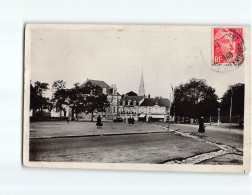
138, 68, 145, 96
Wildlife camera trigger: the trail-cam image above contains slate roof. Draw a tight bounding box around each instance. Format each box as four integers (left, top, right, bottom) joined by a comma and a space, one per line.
80, 79, 120, 95
140, 98, 170, 107
120, 96, 144, 106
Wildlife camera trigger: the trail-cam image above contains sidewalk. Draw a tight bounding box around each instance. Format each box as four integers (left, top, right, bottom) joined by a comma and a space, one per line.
157, 123, 244, 150
174, 123, 243, 135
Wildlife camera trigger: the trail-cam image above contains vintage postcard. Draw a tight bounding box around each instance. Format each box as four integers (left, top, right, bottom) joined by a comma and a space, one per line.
23, 24, 251, 173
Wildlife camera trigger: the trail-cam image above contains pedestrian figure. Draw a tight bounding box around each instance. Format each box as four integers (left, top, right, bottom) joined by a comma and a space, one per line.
67, 117, 70, 123
96, 115, 103, 128
198, 116, 205, 133
128, 116, 132, 125
131, 116, 135, 126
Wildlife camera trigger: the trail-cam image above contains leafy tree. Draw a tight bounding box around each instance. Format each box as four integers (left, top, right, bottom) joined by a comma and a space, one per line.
121, 91, 137, 98
51, 80, 68, 118
30, 81, 50, 116
67, 83, 86, 118
221, 83, 244, 126
126, 91, 137, 96
80, 81, 110, 121
172, 78, 219, 118
68, 81, 109, 121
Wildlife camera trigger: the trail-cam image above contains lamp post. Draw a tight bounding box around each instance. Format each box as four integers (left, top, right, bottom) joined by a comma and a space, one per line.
168, 91, 171, 130
229, 87, 233, 133
218, 108, 220, 127
174, 105, 176, 123
229, 96, 232, 133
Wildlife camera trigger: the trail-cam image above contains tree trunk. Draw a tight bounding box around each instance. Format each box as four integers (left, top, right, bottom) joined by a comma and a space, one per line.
239, 115, 243, 127
60, 110, 62, 120
72, 108, 74, 118
32, 108, 36, 117
91, 111, 94, 122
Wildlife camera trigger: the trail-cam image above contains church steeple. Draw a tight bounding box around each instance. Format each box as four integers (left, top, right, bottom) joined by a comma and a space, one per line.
138, 68, 145, 96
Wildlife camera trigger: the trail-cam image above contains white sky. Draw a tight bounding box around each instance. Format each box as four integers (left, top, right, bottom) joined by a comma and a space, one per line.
30, 25, 245, 99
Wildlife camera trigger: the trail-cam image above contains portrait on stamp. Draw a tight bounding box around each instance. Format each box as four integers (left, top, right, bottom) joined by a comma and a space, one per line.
213, 28, 244, 65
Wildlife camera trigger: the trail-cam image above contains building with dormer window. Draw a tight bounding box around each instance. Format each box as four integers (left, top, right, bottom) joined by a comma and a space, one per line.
118, 95, 145, 121
138, 97, 170, 122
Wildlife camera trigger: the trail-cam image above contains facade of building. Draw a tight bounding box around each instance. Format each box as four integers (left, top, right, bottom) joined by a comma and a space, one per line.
118, 96, 145, 121
117, 69, 170, 122
138, 97, 170, 122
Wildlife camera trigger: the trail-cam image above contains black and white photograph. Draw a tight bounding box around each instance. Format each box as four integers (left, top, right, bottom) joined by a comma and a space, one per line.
23, 24, 251, 173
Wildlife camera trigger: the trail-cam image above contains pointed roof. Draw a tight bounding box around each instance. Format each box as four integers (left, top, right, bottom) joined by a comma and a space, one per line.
138, 68, 145, 96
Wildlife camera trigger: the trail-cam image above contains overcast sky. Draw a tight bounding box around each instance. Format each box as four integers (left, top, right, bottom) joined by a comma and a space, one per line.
30, 25, 245, 99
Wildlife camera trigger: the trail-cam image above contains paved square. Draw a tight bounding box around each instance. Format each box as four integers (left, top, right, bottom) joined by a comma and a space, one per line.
29, 121, 227, 163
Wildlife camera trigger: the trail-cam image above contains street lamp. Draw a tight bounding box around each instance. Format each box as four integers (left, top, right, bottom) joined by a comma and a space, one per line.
218, 108, 220, 127
229, 95, 233, 132
174, 105, 176, 122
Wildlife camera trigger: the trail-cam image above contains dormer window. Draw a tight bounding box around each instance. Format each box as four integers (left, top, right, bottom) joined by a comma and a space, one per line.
128, 100, 131, 106
133, 100, 136, 106
103, 88, 107, 94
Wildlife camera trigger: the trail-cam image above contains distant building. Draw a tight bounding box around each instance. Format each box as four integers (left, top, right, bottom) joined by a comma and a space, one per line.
118, 69, 146, 121
70, 70, 170, 122
118, 69, 170, 122
138, 97, 170, 122
118, 96, 145, 121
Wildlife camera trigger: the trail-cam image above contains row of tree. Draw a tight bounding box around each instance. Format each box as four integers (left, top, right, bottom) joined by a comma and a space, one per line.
30, 80, 110, 121
170, 78, 244, 125
30, 78, 245, 124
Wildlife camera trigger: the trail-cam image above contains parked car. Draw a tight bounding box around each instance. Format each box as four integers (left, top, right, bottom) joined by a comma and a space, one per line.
113, 117, 123, 122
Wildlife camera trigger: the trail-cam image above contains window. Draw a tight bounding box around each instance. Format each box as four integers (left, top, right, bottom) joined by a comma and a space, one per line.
133, 100, 136, 106
122, 101, 125, 105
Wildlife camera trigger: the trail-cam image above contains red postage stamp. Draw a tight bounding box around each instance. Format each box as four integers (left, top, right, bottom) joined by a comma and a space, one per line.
213, 28, 244, 66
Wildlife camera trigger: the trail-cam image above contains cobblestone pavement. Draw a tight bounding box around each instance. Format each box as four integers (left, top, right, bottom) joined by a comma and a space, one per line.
154, 124, 243, 165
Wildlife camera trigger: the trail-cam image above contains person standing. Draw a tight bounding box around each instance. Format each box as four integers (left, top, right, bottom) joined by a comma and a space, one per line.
198, 116, 205, 133
128, 116, 132, 125
131, 116, 135, 126
96, 115, 102, 128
